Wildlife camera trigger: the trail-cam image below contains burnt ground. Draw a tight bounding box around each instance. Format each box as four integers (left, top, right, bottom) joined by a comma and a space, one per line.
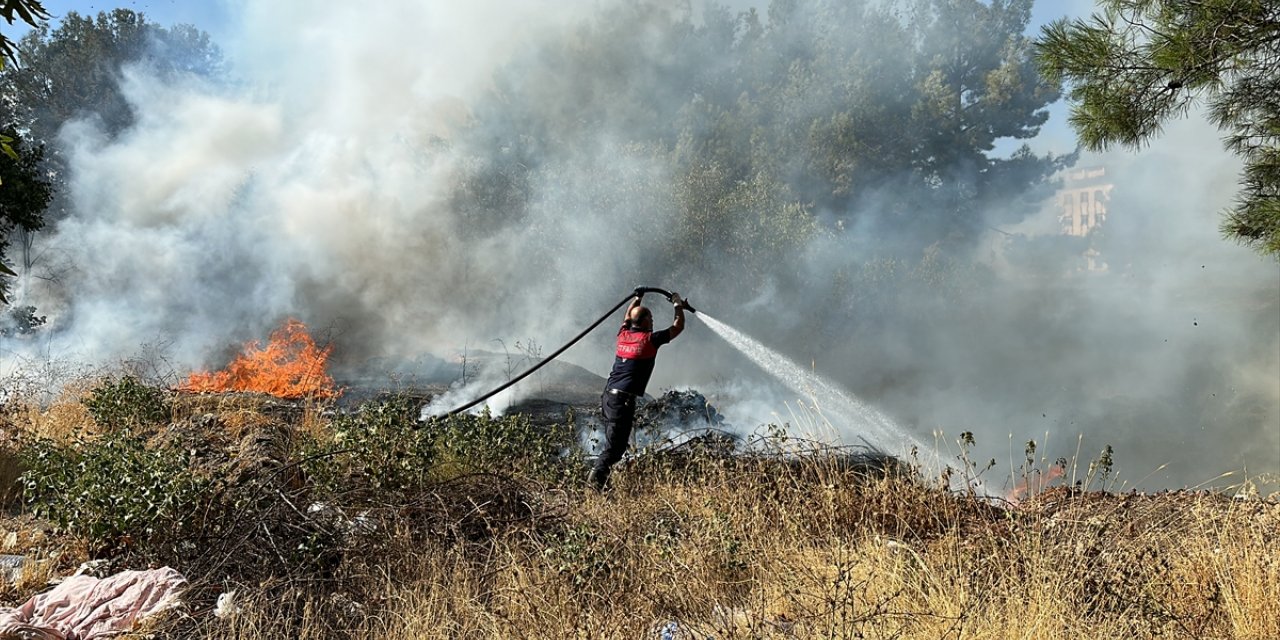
334, 350, 607, 413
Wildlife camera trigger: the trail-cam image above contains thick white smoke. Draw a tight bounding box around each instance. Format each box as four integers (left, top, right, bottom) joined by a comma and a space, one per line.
14, 0, 617, 374
2, 0, 1275, 490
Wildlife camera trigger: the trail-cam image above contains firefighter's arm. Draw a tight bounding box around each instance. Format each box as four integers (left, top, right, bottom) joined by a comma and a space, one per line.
668, 293, 686, 339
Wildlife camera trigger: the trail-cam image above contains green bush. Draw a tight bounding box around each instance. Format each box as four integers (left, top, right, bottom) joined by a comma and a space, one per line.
429, 408, 582, 483
20, 431, 210, 550
305, 398, 583, 495
84, 376, 170, 430
304, 395, 438, 496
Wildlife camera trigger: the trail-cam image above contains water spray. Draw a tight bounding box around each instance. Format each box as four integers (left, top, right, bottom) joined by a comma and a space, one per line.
438, 286, 983, 495
443, 286, 694, 415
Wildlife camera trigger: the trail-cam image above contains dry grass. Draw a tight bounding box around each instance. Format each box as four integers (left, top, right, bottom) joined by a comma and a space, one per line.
2, 380, 99, 443
1, 390, 1276, 639
0, 381, 99, 511
191, 457, 1279, 640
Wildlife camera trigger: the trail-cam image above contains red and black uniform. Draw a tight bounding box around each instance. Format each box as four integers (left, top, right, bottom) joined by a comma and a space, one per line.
605, 324, 673, 395
590, 323, 673, 489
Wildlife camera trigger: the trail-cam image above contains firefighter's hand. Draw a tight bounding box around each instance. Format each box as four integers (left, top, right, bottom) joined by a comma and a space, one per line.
633, 287, 646, 300
670, 292, 685, 309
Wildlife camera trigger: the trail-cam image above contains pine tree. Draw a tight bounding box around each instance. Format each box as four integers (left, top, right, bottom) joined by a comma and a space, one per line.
1036, 0, 1280, 255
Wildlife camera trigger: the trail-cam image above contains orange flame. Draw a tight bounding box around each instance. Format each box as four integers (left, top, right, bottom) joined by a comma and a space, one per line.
179, 319, 338, 399
1006, 464, 1064, 506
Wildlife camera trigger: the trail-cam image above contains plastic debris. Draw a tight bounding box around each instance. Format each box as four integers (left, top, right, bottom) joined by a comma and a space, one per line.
0, 566, 186, 640
214, 590, 241, 620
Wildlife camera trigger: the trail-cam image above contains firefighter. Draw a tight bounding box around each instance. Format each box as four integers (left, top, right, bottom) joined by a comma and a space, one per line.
590, 290, 687, 490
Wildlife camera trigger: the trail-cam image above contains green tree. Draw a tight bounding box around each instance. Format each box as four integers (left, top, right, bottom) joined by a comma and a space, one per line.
0, 9, 220, 306
0, 0, 49, 176
1036, 0, 1280, 255
1, 0, 49, 304
0, 0, 46, 67
2, 9, 221, 220
462, 0, 1065, 281
0, 128, 50, 305
6, 10, 221, 146
807, 0, 1062, 246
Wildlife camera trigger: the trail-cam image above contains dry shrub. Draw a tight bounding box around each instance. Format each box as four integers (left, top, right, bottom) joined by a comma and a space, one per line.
2, 380, 98, 443
296, 398, 338, 443
171, 391, 336, 442
164, 438, 1280, 639
3, 384, 1274, 639
0, 439, 23, 508
214, 408, 275, 440
1166, 499, 1280, 639
170, 391, 306, 424
0, 515, 86, 602
307, 468, 1276, 640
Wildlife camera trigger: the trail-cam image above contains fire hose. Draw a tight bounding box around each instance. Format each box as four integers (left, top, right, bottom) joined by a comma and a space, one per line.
446, 287, 695, 415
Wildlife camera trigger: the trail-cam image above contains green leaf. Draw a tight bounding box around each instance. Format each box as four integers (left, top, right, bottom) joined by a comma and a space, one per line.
1, 138, 18, 161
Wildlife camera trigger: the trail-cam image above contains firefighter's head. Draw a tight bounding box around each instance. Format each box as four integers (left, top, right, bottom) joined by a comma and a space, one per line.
628, 306, 653, 330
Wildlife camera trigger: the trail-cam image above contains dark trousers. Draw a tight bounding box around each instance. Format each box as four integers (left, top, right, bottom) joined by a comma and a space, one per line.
591, 390, 636, 490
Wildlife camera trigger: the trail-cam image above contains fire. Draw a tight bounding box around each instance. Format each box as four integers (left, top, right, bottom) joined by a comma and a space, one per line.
1006, 464, 1065, 506
179, 319, 338, 399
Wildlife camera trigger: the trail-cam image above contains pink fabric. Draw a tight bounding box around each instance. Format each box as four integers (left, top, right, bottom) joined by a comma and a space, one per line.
0, 567, 185, 640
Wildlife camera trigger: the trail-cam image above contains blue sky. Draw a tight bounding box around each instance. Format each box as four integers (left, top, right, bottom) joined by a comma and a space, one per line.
9, 0, 233, 40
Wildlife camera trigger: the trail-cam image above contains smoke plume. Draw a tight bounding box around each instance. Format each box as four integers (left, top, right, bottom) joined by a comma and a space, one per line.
3, 0, 1275, 490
